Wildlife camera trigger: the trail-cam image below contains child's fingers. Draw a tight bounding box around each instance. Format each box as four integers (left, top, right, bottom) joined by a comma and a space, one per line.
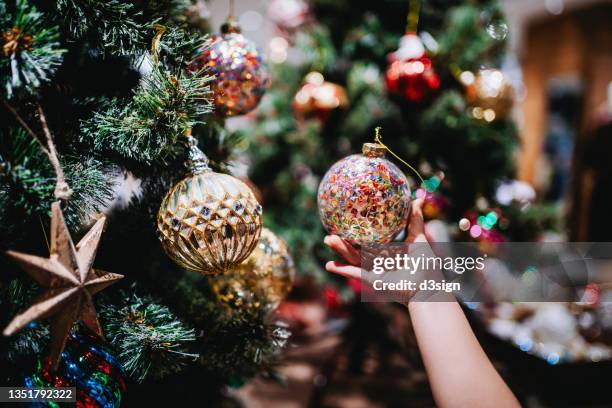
406, 198, 427, 243
410, 198, 425, 231
325, 261, 362, 280
324, 235, 361, 265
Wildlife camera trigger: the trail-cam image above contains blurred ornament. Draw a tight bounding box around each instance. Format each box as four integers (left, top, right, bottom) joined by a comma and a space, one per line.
486, 20, 509, 40
465, 68, 514, 121
293, 72, 348, 121
3, 202, 123, 369
458, 218, 471, 231
489, 318, 519, 340
157, 136, 262, 275
268, 0, 309, 31
318, 141, 411, 245
416, 186, 448, 220
211, 275, 260, 311
528, 304, 578, 346
247, 228, 295, 301
495, 180, 535, 206
324, 286, 341, 311
461, 207, 507, 244
212, 228, 295, 311
189, 18, 270, 116
268, 36, 289, 64
186, 0, 211, 22
385, 34, 440, 103
24, 324, 126, 408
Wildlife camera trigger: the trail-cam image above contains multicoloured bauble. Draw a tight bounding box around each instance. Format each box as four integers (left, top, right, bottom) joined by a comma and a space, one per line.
212, 228, 295, 311
385, 33, 440, 103
190, 20, 270, 117
24, 325, 126, 408
317, 143, 412, 245
293, 72, 348, 121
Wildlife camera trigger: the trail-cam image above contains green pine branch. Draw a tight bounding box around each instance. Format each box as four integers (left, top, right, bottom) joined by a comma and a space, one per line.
0, 127, 113, 230
99, 292, 197, 383
169, 273, 290, 382
81, 54, 214, 165
55, 0, 149, 55
0, 279, 49, 365
0, 0, 66, 98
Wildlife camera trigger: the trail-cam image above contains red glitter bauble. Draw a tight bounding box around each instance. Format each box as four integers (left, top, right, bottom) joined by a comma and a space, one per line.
385, 34, 440, 103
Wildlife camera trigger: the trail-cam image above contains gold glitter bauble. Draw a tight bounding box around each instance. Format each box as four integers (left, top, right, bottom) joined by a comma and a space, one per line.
157, 170, 263, 275
465, 68, 514, 122
211, 228, 295, 310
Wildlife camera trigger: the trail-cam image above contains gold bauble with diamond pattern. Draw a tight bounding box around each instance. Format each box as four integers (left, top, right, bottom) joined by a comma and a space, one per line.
157, 171, 263, 275
211, 228, 295, 310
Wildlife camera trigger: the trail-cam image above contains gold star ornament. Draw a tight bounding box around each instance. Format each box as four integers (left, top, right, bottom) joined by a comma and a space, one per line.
3, 202, 123, 368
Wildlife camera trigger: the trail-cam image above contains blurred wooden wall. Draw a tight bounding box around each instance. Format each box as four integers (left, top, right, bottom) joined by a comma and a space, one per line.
518, 3, 612, 240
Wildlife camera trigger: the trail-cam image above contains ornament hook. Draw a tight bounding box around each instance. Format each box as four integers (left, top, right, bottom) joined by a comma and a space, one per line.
184, 129, 211, 174
373, 127, 424, 184
151, 24, 167, 65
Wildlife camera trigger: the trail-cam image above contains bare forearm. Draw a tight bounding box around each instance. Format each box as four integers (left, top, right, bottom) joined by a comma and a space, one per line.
408, 301, 520, 408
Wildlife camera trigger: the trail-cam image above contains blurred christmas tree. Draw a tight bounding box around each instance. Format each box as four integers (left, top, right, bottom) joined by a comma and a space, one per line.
236, 0, 559, 285
0, 0, 290, 405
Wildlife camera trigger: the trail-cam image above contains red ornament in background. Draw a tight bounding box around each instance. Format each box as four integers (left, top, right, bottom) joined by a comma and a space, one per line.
324, 286, 341, 310
385, 33, 440, 103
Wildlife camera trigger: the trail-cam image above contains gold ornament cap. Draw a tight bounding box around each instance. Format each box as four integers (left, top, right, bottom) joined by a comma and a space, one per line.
362, 143, 387, 157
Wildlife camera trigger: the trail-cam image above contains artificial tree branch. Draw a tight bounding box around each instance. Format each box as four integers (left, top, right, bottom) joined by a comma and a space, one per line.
1, 97, 72, 201
1, 98, 49, 155
36, 103, 73, 201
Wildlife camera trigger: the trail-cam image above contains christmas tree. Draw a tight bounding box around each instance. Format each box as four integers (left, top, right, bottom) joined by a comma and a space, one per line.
0, 0, 587, 406
237, 0, 556, 287
0, 0, 289, 405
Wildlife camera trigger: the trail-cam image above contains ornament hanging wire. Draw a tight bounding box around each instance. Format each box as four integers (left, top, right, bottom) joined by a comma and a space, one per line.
373, 127, 424, 185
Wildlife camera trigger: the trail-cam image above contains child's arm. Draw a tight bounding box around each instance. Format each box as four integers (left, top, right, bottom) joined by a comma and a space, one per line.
323, 199, 521, 408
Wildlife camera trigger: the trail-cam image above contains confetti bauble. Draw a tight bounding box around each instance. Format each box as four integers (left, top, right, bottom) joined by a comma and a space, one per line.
466, 68, 513, 121
317, 143, 412, 245
293, 72, 348, 121
212, 228, 295, 310
24, 325, 126, 408
385, 34, 440, 103
157, 168, 263, 275
190, 23, 270, 117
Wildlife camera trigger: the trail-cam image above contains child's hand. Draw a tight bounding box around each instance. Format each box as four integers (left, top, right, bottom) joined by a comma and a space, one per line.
323, 198, 427, 281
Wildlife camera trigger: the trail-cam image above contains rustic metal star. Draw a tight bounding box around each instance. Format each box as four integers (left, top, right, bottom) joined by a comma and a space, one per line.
3, 201, 123, 369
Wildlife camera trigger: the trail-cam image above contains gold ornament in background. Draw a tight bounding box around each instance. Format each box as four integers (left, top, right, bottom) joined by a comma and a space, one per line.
239, 228, 295, 304
464, 68, 514, 122
211, 228, 295, 311
3, 202, 123, 369
293, 72, 349, 121
157, 136, 263, 275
